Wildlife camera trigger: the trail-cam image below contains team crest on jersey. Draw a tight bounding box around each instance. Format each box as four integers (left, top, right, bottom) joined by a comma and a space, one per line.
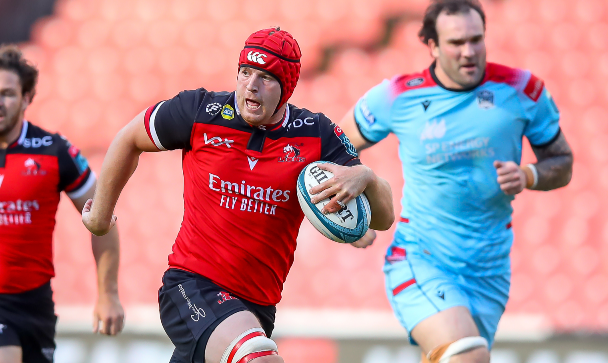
221, 104, 235, 120
406, 77, 425, 87
206, 102, 222, 116
22, 158, 46, 176
477, 90, 495, 109
334, 125, 358, 157
279, 143, 306, 162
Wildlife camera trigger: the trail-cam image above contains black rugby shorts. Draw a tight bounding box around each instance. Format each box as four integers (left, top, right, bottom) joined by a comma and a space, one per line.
159, 269, 276, 363
0, 282, 57, 363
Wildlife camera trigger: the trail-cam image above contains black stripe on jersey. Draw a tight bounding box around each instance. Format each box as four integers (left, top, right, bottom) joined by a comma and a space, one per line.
64, 168, 91, 193
530, 128, 561, 149
0, 149, 5, 168
354, 119, 377, 146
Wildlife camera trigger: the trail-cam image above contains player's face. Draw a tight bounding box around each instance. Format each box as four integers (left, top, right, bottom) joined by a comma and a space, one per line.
0, 70, 28, 138
236, 67, 283, 126
430, 9, 486, 89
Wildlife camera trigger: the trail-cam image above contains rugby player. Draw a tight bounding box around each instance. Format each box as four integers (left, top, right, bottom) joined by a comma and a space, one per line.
0, 45, 124, 363
82, 28, 394, 363
339, 1, 573, 362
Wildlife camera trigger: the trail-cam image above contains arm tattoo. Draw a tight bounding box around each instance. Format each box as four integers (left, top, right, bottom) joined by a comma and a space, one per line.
530, 131, 573, 191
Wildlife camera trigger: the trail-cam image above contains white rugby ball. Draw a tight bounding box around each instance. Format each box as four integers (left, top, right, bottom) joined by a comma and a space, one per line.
296, 161, 371, 243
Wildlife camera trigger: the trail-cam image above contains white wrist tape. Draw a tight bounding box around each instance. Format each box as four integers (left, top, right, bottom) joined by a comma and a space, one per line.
527, 163, 539, 189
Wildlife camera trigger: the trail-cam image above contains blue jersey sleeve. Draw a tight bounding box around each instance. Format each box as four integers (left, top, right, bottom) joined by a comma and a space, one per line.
353, 79, 393, 144
523, 81, 560, 147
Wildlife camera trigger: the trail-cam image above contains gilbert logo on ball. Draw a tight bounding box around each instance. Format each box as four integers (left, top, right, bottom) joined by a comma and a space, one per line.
296, 161, 371, 243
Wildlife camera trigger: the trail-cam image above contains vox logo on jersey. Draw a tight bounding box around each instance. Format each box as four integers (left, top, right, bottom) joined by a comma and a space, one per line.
203, 133, 234, 148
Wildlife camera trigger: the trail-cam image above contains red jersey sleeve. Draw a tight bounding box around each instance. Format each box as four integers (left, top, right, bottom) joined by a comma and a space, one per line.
319, 115, 361, 166
57, 135, 95, 199
144, 89, 206, 151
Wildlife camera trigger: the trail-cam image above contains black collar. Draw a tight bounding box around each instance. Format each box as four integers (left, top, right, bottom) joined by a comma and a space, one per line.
429, 62, 486, 93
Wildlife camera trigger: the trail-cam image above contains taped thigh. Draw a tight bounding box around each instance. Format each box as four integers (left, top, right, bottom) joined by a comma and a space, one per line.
220, 328, 278, 363
427, 336, 488, 363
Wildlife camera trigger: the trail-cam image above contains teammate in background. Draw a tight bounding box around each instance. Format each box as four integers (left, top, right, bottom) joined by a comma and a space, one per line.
340, 0, 573, 362
82, 27, 394, 363
0, 45, 124, 363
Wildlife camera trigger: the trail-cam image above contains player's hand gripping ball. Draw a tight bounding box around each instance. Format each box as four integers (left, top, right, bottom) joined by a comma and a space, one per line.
296, 161, 371, 243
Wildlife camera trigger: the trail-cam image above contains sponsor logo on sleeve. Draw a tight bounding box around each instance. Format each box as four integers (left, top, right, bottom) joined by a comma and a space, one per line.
406, 77, 425, 87
221, 104, 235, 120
359, 98, 375, 125
0, 175, 4, 189
334, 125, 358, 157
523, 74, 544, 102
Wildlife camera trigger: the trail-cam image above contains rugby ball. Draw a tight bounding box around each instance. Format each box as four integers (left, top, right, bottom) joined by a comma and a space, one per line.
296, 161, 371, 243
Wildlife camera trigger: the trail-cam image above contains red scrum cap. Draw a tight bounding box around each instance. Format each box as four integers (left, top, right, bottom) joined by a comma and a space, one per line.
238, 27, 302, 113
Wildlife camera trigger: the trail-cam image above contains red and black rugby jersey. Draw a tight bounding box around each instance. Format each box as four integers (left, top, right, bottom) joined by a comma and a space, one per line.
0, 121, 94, 293
144, 89, 360, 305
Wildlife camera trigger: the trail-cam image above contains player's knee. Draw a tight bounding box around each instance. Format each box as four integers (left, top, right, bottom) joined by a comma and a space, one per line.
426, 336, 489, 363
219, 328, 280, 363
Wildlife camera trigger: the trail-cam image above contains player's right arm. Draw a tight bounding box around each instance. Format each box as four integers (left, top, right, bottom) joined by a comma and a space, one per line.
339, 106, 373, 152
339, 79, 393, 153
83, 89, 202, 236
82, 109, 158, 236
338, 80, 395, 247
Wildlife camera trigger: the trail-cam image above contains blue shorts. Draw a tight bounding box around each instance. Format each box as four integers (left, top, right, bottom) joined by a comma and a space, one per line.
383, 243, 510, 347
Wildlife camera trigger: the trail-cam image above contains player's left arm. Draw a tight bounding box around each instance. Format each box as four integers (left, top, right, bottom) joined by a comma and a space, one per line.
71, 183, 124, 336
527, 131, 573, 190
494, 132, 573, 195
310, 162, 394, 231
496, 79, 572, 194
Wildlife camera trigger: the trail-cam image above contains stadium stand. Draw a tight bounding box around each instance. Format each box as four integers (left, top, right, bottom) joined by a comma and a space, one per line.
13, 0, 606, 336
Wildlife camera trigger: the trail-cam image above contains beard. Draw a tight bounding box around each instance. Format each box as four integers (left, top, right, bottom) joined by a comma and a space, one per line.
0, 102, 23, 138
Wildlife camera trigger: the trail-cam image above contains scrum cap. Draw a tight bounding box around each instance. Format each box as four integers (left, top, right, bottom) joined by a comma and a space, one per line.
238, 27, 301, 113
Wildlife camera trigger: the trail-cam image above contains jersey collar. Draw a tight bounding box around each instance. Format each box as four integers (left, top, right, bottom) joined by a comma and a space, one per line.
429, 62, 487, 93
233, 93, 289, 131
8, 120, 28, 148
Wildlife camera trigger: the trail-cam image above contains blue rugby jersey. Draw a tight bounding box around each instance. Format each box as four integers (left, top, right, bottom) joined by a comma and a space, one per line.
354, 62, 560, 275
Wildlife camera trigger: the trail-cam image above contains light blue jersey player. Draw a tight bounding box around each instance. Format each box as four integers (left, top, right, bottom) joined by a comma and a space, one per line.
340, 1, 573, 362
